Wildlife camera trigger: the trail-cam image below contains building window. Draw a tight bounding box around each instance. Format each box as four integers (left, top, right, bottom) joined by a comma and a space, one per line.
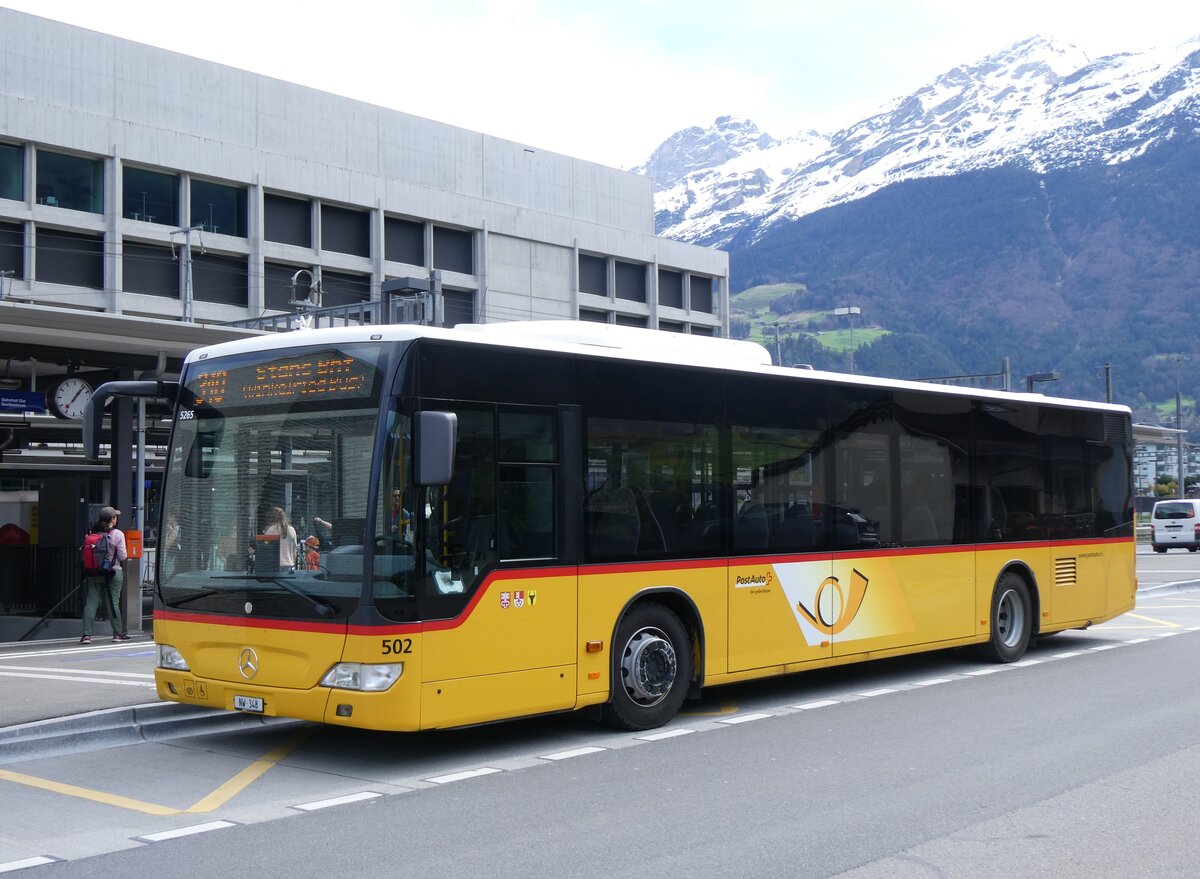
443, 289, 475, 327
0, 222, 22, 280
36, 229, 103, 288
264, 261, 314, 311
385, 217, 424, 265
1, 143, 23, 202
615, 314, 647, 327
432, 226, 473, 274
191, 179, 247, 237
321, 269, 371, 307
265, 194, 312, 247
36, 150, 103, 213
579, 254, 607, 296
658, 269, 684, 309
579, 308, 608, 323
123, 242, 178, 298
690, 276, 714, 313
123, 167, 179, 226
192, 251, 247, 305
321, 204, 370, 257
659, 320, 684, 333
615, 261, 646, 302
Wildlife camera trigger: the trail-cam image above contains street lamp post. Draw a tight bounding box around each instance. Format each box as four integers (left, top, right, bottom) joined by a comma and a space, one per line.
1026, 372, 1060, 393
1174, 356, 1186, 498
834, 306, 861, 374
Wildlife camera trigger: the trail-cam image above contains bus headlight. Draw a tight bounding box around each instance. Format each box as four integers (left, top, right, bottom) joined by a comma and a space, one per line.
319, 662, 404, 692
157, 644, 190, 671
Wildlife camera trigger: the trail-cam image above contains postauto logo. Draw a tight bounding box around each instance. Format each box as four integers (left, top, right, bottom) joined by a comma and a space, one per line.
795, 569, 869, 636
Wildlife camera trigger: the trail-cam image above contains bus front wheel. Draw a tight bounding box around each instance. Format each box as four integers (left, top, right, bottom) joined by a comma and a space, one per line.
977, 573, 1032, 663
603, 602, 692, 731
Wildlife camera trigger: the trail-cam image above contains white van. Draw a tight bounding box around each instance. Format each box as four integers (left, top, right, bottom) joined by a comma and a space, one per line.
1150, 499, 1200, 552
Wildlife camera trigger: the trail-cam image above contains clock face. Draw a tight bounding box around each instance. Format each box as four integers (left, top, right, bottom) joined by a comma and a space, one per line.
52, 377, 93, 419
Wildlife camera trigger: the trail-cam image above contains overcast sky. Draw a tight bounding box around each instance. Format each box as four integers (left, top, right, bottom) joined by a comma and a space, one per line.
6, 1, 1200, 168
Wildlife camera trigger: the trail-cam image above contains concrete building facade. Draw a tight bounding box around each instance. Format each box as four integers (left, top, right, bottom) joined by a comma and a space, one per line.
0, 8, 728, 637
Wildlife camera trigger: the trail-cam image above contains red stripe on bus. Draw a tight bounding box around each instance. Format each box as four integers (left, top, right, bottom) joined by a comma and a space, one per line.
157, 536, 1131, 636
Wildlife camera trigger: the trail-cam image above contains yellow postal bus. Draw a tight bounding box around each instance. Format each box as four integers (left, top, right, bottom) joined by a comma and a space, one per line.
88, 321, 1136, 731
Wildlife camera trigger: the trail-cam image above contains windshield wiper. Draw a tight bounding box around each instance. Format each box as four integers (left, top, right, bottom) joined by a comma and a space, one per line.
250, 574, 338, 617
171, 572, 338, 617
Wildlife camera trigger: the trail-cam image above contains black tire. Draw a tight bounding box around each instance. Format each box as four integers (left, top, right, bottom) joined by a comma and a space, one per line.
976, 572, 1032, 663
602, 602, 692, 731
1153, 546, 1167, 553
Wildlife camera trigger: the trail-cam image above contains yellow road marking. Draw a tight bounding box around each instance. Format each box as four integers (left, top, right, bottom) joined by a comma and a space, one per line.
0, 726, 317, 815
680, 698, 738, 717
0, 768, 177, 815
1124, 612, 1182, 628
186, 727, 317, 813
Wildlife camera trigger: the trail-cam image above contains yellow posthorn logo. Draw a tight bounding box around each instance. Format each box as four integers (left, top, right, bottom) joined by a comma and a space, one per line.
796, 569, 869, 635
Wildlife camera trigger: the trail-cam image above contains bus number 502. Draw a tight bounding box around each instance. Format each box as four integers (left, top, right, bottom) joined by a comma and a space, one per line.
381, 638, 412, 656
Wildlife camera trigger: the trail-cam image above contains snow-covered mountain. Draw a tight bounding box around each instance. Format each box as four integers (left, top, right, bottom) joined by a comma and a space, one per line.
645, 35, 1200, 247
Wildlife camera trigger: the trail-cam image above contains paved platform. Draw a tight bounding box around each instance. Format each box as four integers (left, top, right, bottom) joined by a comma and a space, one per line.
0, 633, 285, 764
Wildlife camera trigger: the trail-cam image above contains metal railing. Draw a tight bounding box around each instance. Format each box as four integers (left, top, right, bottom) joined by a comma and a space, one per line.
226, 294, 431, 333
0, 545, 84, 619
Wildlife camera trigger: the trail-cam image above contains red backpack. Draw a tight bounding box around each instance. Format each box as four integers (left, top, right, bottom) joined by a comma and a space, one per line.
82, 532, 114, 573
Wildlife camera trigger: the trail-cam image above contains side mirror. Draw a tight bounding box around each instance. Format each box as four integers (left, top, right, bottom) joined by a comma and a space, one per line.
184, 422, 224, 478
415, 411, 457, 486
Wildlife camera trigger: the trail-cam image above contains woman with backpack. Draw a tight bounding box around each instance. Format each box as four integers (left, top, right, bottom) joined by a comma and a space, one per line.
80, 505, 129, 644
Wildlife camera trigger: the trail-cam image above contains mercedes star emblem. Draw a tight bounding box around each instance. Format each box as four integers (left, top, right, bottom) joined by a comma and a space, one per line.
238, 647, 259, 679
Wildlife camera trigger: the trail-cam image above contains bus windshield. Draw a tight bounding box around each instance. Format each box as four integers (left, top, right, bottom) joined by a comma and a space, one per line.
158, 343, 387, 619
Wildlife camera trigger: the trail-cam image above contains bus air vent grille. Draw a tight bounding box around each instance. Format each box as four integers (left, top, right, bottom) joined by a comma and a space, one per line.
1055, 557, 1078, 587
1103, 413, 1130, 443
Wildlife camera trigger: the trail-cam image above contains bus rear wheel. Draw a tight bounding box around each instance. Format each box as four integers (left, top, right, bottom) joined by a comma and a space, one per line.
602, 602, 692, 731
976, 573, 1032, 663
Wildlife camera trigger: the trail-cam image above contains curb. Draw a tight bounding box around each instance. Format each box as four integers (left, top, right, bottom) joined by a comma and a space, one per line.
0, 701, 300, 766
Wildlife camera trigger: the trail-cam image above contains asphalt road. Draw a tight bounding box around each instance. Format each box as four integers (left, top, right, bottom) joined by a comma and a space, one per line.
3, 547, 1200, 876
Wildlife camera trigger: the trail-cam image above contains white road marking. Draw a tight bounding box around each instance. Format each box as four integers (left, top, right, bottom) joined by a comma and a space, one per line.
0, 665, 153, 678
718, 712, 772, 724
0, 671, 155, 687
856, 688, 898, 698
136, 821, 237, 843
0, 857, 59, 873
292, 791, 382, 811
794, 699, 841, 710
426, 767, 502, 784
542, 746, 607, 761
637, 728, 695, 741
910, 678, 952, 687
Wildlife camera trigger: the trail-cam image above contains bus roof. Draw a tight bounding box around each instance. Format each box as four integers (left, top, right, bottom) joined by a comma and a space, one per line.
183, 321, 1130, 415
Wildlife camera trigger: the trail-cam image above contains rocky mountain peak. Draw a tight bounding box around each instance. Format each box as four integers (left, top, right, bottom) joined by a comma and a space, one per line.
631, 115, 779, 190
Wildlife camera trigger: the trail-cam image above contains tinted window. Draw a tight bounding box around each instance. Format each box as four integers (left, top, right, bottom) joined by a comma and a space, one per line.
1, 142, 23, 202
123, 242, 178, 298
192, 251, 247, 305
322, 205, 369, 257
729, 375, 830, 554
830, 388, 892, 548
123, 167, 179, 226
191, 179, 247, 237
895, 392, 973, 545
385, 217, 424, 265
37, 150, 103, 212
36, 229, 103, 288
615, 260, 646, 302
265, 194, 311, 247
579, 254, 607, 295
432, 226, 473, 274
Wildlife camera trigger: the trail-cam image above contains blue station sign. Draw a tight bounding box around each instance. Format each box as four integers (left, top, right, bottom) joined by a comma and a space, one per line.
0, 390, 46, 413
